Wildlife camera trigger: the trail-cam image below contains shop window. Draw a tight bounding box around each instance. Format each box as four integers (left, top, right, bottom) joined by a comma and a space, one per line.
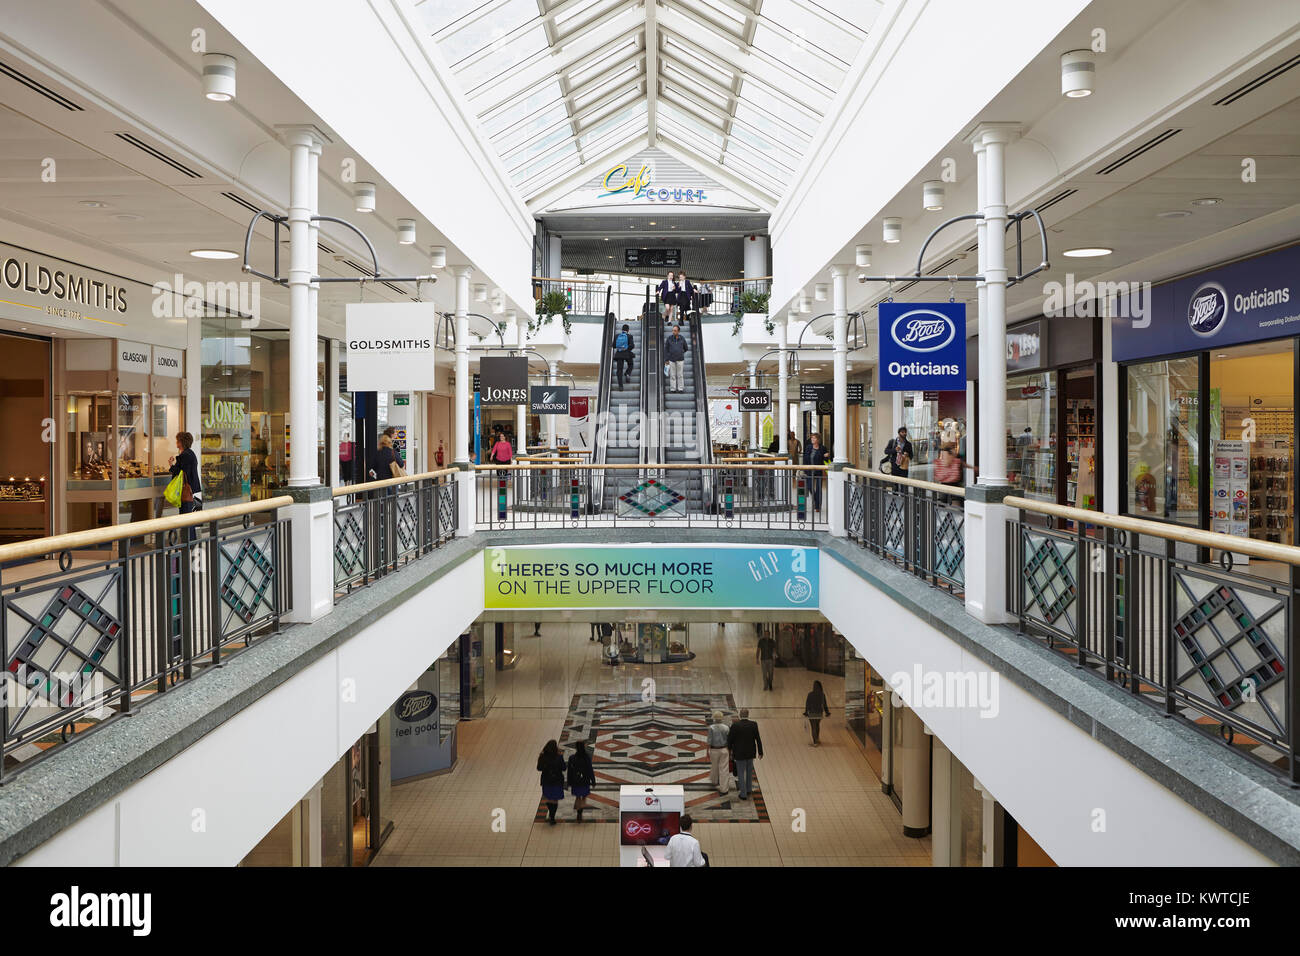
1126, 358, 1200, 524
1005, 372, 1058, 502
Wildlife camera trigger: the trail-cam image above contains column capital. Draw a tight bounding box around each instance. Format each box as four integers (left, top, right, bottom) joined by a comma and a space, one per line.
451, 265, 474, 279
275, 124, 332, 150
966, 122, 1021, 146
828, 264, 852, 278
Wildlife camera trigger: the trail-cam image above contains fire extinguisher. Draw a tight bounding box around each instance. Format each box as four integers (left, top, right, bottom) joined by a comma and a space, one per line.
435, 441, 445, 468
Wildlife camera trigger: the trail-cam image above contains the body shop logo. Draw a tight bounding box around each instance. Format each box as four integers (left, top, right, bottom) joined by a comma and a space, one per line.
394, 690, 436, 723
783, 575, 812, 604
1188, 282, 1228, 337
890, 310, 957, 353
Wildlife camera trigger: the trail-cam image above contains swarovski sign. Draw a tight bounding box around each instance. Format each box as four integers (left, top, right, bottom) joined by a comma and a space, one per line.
344, 302, 437, 392
480, 356, 529, 406
530, 385, 569, 413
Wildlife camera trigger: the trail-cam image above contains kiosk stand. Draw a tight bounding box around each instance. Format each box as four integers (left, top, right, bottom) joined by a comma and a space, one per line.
618, 785, 684, 867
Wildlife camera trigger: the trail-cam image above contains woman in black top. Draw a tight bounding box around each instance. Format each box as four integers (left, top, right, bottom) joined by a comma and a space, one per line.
537, 739, 567, 825
167, 431, 202, 514
567, 740, 595, 822
804, 680, 831, 746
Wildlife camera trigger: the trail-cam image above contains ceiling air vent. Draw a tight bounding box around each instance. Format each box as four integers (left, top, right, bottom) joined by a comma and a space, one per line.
1213, 53, 1300, 107
317, 242, 335, 256
221, 190, 263, 215
0, 60, 83, 111
1035, 188, 1078, 214
114, 133, 202, 179
380, 282, 407, 296
926, 257, 960, 276
965, 241, 979, 253
1093, 129, 1181, 176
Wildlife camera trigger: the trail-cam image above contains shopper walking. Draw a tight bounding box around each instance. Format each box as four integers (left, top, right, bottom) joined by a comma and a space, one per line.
756, 630, 777, 691
664, 324, 689, 393
804, 679, 831, 747
567, 740, 595, 821
677, 273, 695, 317
787, 431, 801, 461
382, 425, 405, 470
803, 432, 830, 513
537, 739, 566, 826
665, 814, 707, 867
612, 323, 634, 390
167, 431, 203, 516
706, 710, 732, 794
883, 426, 914, 478
727, 709, 763, 801
658, 271, 678, 323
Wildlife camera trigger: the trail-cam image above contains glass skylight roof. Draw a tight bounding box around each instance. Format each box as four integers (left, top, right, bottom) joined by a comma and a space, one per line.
415, 0, 882, 208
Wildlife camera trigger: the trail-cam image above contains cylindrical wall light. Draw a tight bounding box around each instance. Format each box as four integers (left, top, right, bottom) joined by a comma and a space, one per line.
814, 283, 828, 302
799, 294, 811, 314
855, 244, 872, 268
1061, 50, 1095, 98
202, 53, 237, 101
922, 181, 945, 211
354, 182, 377, 213
429, 246, 447, 269
883, 218, 902, 243
473, 283, 488, 302
397, 218, 417, 245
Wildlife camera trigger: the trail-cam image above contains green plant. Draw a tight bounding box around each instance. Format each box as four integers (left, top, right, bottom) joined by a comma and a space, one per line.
739, 289, 770, 314
531, 290, 572, 336
730, 312, 778, 337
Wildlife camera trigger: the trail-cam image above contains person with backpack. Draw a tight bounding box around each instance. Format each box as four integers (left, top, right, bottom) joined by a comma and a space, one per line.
706, 709, 732, 794
567, 740, 596, 822
612, 323, 634, 390
537, 739, 566, 826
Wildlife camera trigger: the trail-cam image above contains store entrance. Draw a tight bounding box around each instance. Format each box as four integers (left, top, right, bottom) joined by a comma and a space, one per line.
0, 331, 51, 543
1209, 340, 1295, 545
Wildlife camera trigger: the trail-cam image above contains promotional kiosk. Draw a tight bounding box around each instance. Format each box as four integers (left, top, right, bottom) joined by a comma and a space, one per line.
618, 785, 684, 867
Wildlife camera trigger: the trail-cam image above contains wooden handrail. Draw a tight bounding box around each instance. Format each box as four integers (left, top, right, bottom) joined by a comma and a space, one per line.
844, 468, 967, 498
1005, 495, 1300, 566
474, 463, 826, 472
530, 276, 607, 286
332, 468, 459, 498
0, 495, 294, 564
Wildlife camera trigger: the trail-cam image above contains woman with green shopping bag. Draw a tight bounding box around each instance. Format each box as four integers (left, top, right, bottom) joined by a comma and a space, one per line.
166, 431, 202, 515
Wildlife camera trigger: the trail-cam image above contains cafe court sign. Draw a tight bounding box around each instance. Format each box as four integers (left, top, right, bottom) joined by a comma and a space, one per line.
599, 163, 707, 204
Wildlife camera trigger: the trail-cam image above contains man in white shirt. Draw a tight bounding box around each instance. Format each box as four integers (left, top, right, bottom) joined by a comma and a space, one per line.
665, 814, 706, 867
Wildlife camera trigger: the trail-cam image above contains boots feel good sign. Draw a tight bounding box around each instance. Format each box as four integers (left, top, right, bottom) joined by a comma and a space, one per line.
484, 544, 818, 610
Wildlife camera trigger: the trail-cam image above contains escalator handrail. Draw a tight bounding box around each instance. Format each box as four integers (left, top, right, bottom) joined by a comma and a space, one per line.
686, 306, 714, 506
591, 292, 616, 509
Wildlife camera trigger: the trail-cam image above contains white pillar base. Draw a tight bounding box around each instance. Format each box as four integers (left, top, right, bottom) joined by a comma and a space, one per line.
963, 497, 1014, 624
456, 470, 476, 537
286, 493, 334, 624
828, 470, 846, 536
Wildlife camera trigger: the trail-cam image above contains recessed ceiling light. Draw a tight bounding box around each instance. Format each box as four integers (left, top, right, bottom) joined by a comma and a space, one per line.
1062, 247, 1113, 258
1157, 209, 1191, 219
648, 221, 656, 225
79, 200, 109, 208
1191, 197, 1222, 206
1217, 353, 1227, 358
112, 213, 143, 222
603, 237, 609, 241
700, 237, 706, 241
189, 249, 239, 259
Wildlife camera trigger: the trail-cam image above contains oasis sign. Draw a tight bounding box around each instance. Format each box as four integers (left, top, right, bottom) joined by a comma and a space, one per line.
877, 302, 966, 391
484, 544, 819, 610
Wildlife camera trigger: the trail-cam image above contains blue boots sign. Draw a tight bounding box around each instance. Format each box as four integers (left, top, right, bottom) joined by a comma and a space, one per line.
877, 302, 966, 391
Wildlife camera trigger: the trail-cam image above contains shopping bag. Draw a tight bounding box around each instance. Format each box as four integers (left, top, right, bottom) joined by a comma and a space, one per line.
164, 472, 184, 507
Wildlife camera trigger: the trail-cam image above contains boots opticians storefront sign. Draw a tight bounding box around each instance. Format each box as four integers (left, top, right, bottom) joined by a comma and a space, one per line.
484, 544, 819, 610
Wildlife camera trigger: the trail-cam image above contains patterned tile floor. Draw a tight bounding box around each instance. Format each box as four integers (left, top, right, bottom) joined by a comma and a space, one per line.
374, 622, 931, 867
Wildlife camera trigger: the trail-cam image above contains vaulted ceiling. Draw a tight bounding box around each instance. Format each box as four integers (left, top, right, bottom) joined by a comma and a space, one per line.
414, 0, 882, 211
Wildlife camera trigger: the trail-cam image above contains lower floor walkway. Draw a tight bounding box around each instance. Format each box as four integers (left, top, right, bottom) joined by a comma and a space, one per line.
374, 622, 930, 866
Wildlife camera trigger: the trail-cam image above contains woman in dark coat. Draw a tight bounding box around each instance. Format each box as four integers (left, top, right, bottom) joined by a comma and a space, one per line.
567, 740, 595, 822
537, 739, 566, 825
804, 680, 831, 746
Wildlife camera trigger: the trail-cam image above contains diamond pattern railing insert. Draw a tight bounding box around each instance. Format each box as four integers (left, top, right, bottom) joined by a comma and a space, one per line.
1022, 530, 1077, 629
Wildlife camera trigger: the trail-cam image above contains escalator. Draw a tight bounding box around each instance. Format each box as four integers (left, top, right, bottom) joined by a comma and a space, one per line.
659, 305, 714, 512
594, 303, 647, 512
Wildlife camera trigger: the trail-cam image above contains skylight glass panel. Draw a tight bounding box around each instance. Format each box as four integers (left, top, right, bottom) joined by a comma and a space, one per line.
659, 102, 724, 148
509, 124, 579, 175
485, 92, 567, 140
751, 23, 843, 91
579, 105, 645, 149
721, 151, 787, 193
516, 142, 579, 186
662, 38, 735, 87
733, 100, 812, 143
566, 37, 639, 88
737, 81, 819, 132
457, 23, 550, 89
418, 0, 491, 36
572, 63, 640, 110
660, 68, 730, 111
576, 87, 640, 129
692, 0, 748, 32
803, 0, 882, 32
438, 0, 539, 65
759, 0, 862, 63
555, 0, 623, 34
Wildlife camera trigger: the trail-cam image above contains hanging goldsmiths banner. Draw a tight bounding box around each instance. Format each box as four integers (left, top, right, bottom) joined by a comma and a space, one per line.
344, 302, 437, 392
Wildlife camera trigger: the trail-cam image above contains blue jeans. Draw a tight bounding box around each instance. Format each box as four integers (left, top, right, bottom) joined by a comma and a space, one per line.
735, 758, 754, 797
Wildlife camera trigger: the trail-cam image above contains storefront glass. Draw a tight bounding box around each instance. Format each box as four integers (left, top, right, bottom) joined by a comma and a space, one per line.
1126, 357, 1200, 523
1005, 372, 1058, 502
0, 332, 51, 542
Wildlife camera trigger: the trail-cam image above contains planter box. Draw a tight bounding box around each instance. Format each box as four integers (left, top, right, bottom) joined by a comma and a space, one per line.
528, 316, 572, 347
739, 312, 774, 347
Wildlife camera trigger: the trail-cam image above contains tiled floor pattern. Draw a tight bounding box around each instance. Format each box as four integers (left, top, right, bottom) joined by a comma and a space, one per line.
374, 623, 931, 867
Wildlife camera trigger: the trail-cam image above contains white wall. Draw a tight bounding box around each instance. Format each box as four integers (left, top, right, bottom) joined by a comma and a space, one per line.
819, 557, 1271, 865
17, 556, 483, 867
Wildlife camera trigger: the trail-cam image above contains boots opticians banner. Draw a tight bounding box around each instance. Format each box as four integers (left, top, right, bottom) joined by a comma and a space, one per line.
877, 302, 966, 391
484, 544, 819, 610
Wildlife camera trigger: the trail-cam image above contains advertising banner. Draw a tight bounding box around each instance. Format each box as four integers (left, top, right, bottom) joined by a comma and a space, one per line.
389, 673, 449, 781
530, 384, 569, 414
877, 302, 966, 391
479, 356, 529, 405
484, 544, 819, 610
1111, 243, 1300, 362
344, 302, 437, 392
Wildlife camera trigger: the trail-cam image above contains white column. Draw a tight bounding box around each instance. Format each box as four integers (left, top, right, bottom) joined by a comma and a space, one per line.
747, 360, 759, 450
327, 338, 340, 487
974, 138, 991, 476
548, 360, 559, 450
830, 266, 849, 465
286, 130, 316, 488
548, 235, 562, 276
743, 235, 766, 282
777, 315, 789, 456
901, 708, 932, 838
509, 310, 526, 453
964, 123, 1019, 625
453, 267, 472, 466
1102, 303, 1118, 512
307, 139, 321, 483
